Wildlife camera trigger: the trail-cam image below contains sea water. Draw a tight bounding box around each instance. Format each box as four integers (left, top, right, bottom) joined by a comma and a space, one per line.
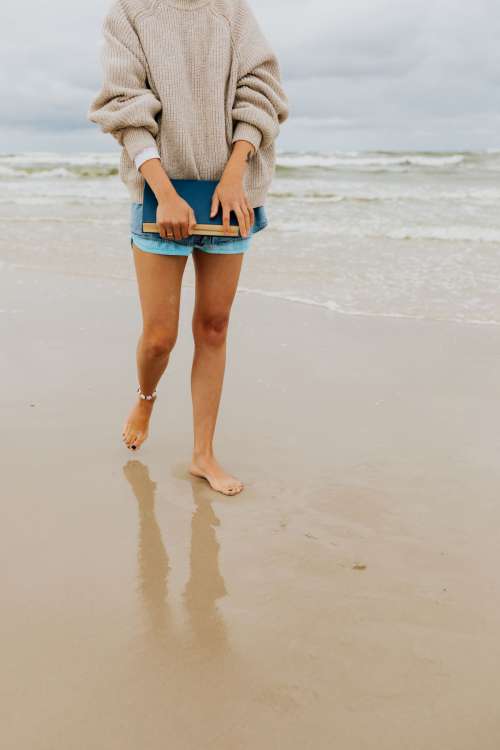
1, 150, 499, 325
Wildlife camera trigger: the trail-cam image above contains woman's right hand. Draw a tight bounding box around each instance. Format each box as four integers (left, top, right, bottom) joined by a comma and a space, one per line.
156, 192, 196, 240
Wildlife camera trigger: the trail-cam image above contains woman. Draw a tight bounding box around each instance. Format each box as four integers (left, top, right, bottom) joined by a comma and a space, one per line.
87, 0, 288, 495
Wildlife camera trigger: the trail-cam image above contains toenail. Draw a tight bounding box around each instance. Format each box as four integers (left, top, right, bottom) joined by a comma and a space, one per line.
131, 445, 136, 450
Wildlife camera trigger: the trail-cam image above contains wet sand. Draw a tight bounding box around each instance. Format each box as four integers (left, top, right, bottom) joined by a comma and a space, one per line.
2, 262, 500, 749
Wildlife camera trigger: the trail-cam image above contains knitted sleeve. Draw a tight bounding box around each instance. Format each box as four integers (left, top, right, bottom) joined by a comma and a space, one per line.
87, 0, 162, 162
230, 0, 289, 154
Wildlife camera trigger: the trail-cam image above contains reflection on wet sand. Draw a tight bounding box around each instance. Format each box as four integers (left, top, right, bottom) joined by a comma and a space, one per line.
123, 460, 229, 660
183, 489, 228, 655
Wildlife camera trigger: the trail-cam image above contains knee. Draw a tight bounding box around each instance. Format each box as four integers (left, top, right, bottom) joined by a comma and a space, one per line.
142, 327, 177, 358
193, 313, 230, 348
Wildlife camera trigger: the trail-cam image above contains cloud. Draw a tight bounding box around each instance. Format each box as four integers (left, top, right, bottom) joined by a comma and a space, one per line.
0, 0, 499, 151
273, 0, 428, 81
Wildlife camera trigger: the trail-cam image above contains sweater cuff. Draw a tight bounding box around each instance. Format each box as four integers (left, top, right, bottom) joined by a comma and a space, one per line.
232, 122, 263, 155
121, 127, 159, 163
134, 146, 161, 171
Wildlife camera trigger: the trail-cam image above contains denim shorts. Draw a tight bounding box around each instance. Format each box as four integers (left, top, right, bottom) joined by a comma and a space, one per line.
130, 202, 268, 256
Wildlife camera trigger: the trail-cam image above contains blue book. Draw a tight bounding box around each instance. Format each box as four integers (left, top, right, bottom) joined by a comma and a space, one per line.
142, 178, 266, 237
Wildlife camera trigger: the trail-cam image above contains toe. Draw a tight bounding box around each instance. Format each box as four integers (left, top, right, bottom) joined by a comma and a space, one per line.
135, 431, 146, 448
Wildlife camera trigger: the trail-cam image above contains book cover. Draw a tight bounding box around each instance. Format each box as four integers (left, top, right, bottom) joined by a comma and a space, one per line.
142, 179, 241, 237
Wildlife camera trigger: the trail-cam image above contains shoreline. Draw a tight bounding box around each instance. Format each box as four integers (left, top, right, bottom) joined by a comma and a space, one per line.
2, 258, 499, 328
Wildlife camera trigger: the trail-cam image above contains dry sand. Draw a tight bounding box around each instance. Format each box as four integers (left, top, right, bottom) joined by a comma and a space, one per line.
2, 262, 500, 749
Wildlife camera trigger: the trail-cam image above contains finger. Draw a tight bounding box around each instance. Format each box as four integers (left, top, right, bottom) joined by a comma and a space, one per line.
222, 205, 230, 234
243, 205, 251, 236
188, 208, 196, 233
210, 193, 220, 219
248, 203, 255, 229
159, 223, 167, 240
165, 222, 174, 239
242, 206, 250, 238
156, 210, 163, 237
181, 214, 190, 238
173, 222, 182, 241
234, 207, 247, 238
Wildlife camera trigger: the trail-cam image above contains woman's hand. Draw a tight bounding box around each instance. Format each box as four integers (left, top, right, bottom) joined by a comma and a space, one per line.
156, 192, 196, 240
210, 173, 255, 238
139, 160, 196, 240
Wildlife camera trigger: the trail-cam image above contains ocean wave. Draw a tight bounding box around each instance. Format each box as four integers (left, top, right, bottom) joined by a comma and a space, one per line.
270, 218, 500, 243
276, 152, 466, 171
0, 165, 20, 177
30, 167, 75, 179
301, 194, 345, 203
0, 164, 119, 179
2, 150, 497, 181
388, 226, 500, 243
270, 186, 500, 204
237, 286, 500, 327
0, 152, 119, 167
0, 216, 126, 225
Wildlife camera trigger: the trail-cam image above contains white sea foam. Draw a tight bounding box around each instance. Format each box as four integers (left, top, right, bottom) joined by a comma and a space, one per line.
0, 216, 125, 226
269, 185, 500, 204
388, 226, 500, 243
0, 165, 24, 177
0, 152, 120, 167
237, 286, 500, 326
1, 149, 498, 182
277, 152, 466, 170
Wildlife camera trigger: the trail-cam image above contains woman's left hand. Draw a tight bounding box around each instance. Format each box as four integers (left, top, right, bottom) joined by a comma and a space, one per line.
210, 175, 255, 238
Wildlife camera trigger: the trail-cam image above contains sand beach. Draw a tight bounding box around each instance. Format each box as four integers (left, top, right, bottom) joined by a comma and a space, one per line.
2, 254, 500, 748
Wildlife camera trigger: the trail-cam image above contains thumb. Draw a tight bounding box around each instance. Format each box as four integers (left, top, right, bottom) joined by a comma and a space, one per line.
210, 193, 220, 218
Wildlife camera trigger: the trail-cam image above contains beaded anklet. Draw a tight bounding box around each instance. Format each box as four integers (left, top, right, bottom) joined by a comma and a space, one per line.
137, 386, 157, 401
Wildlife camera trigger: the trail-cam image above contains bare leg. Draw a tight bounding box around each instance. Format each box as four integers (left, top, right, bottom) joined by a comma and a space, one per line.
122, 243, 188, 450
189, 248, 244, 495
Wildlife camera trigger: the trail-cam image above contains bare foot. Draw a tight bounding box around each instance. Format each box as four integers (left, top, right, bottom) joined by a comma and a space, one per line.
189, 453, 244, 496
122, 398, 155, 450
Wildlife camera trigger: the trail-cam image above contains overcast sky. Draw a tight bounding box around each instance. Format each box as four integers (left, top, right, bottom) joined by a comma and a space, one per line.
1, 0, 499, 153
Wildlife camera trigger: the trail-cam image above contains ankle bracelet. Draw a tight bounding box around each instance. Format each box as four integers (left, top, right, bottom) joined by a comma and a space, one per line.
137, 386, 157, 401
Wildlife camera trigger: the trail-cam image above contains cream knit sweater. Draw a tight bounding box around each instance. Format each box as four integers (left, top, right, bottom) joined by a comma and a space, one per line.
87, 0, 289, 206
